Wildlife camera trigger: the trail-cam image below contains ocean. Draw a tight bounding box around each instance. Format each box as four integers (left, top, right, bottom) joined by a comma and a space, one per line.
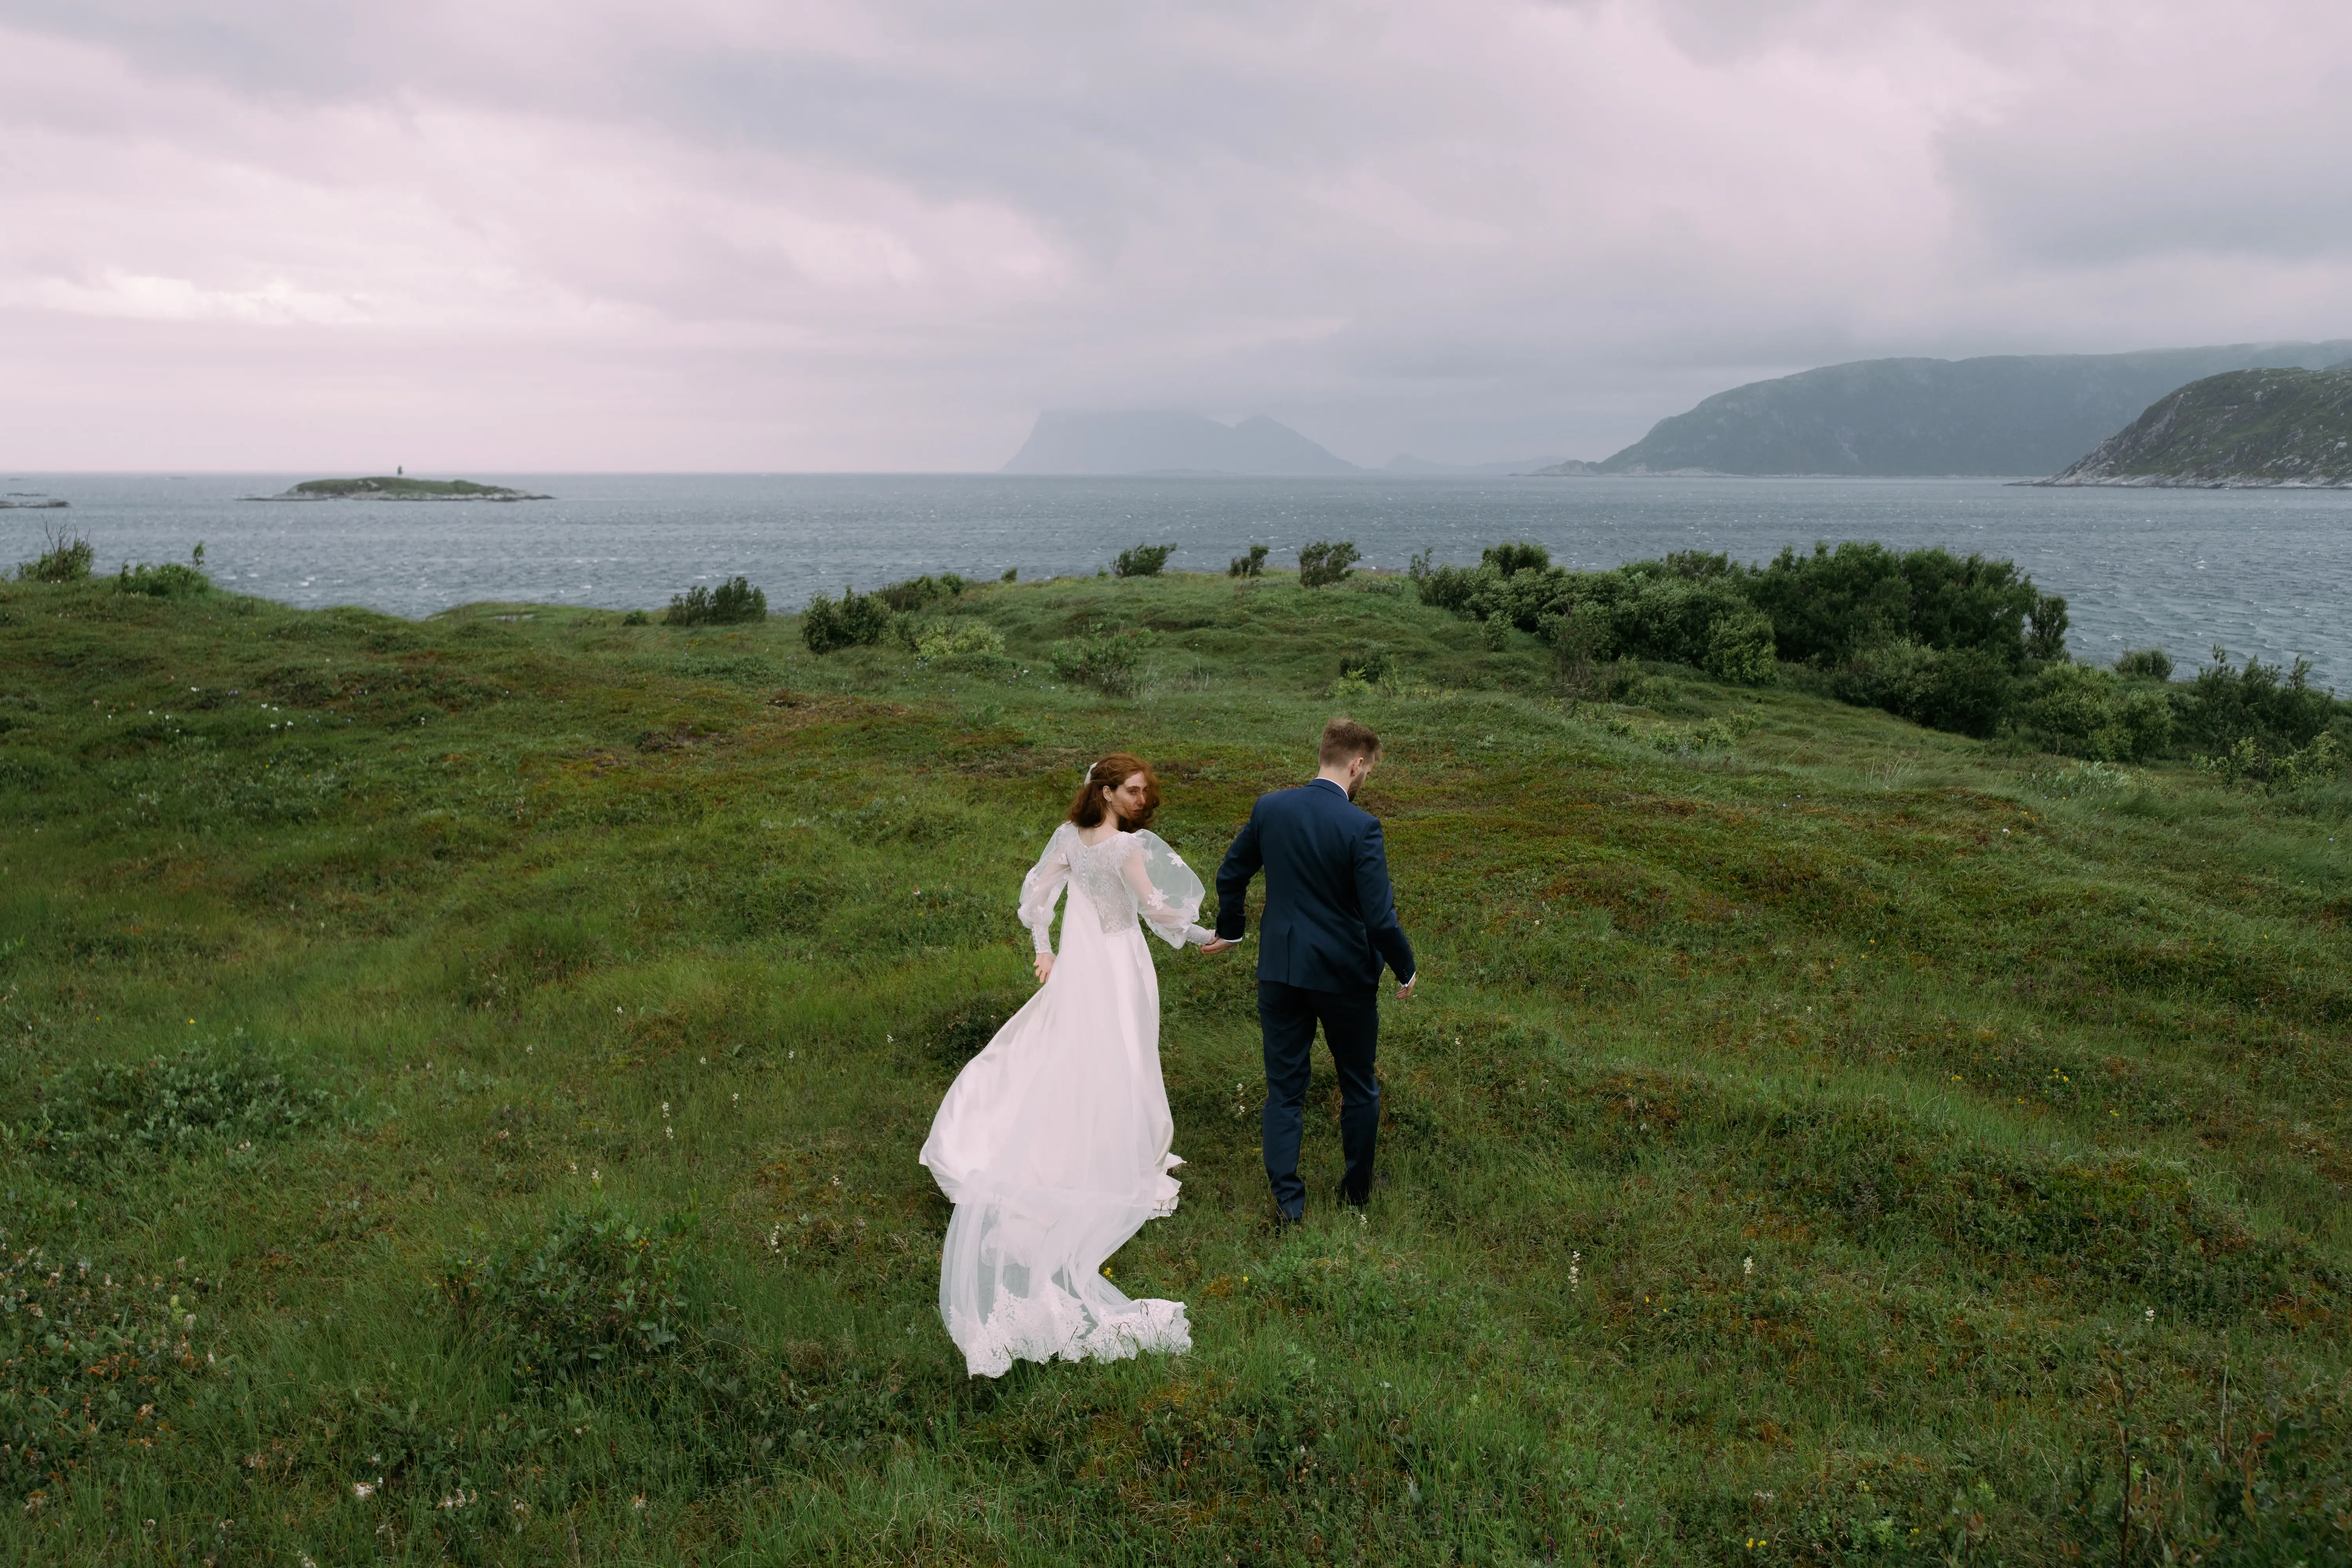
8, 472, 2350, 683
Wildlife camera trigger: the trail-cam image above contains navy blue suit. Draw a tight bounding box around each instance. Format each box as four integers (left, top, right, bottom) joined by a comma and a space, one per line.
1215, 779, 1415, 1216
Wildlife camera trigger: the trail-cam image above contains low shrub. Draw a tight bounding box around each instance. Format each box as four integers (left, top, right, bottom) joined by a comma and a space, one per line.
439, 1207, 692, 1387
1049, 631, 1146, 696
1833, 640, 2016, 738
1481, 541, 1550, 575
20, 1047, 332, 1180
1298, 539, 1359, 588
898, 619, 1012, 672
2114, 647, 2174, 681
2198, 731, 2345, 792
1338, 648, 1395, 684
801, 586, 892, 652
16, 528, 92, 583
664, 576, 766, 627
1227, 544, 1268, 577
1702, 606, 1778, 684
2176, 648, 2338, 756
114, 561, 211, 598
2025, 662, 2174, 760
2, 1245, 223, 1498
875, 574, 965, 613
620, 609, 652, 626
1113, 544, 1175, 578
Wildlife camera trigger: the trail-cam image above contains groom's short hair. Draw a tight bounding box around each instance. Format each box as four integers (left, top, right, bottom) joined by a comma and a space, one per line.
1319, 716, 1382, 766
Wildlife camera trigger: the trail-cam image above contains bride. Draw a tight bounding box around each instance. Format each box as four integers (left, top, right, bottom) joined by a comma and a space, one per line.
919, 753, 1220, 1377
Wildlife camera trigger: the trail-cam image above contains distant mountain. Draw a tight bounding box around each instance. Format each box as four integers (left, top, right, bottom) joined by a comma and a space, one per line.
2035, 368, 2352, 488
1382, 454, 1568, 475
1528, 459, 1599, 476
1594, 341, 2352, 476
1002, 411, 1360, 475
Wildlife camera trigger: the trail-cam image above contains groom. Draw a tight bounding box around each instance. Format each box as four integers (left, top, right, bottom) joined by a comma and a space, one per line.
1204, 717, 1416, 1223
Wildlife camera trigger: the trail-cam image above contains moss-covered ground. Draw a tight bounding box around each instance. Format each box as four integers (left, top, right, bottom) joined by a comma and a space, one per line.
0, 567, 2347, 1565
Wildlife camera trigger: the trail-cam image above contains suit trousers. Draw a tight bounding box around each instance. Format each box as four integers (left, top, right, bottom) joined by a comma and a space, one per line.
1259, 980, 1380, 1218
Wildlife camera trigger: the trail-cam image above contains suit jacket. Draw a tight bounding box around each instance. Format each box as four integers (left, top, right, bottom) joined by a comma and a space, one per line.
1215, 778, 1415, 993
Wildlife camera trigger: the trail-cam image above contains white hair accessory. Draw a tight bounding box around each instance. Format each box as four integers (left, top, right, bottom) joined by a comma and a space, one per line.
1083, 762, 1098, 784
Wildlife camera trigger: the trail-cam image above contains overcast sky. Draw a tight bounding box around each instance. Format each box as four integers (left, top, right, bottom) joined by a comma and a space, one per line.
4, 0, 2348, 472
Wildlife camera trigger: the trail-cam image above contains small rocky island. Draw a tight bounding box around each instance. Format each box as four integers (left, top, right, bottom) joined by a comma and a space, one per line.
2034, 366, 2352, 488
261, 476, 552, 501
0, 493, 69, 509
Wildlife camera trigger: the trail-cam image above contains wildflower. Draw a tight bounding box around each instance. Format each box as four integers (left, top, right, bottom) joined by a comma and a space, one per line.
352, 1482, 374, 1500
2144, 1307, 2155, 1323
632, 1495, 647, 1512
1743, 1256, 1754, 1278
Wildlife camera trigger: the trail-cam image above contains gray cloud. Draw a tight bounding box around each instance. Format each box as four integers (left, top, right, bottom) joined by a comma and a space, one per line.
1, 0, 2347, 470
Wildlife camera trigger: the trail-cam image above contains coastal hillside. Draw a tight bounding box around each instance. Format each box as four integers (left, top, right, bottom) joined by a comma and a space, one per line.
1592, 340, 2352, 475
2038, 366, 2352, 488
2, 559, 2348, 1563
1001, 410, 1361, 475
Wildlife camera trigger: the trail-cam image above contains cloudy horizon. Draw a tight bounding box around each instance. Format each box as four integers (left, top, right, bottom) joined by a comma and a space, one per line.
4, 0, 2349, 473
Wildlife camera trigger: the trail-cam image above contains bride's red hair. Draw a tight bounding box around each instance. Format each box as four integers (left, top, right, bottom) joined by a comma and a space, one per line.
1067, 753, 1160, 831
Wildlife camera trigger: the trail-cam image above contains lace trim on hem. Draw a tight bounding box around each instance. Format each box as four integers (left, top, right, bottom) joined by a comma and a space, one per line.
946, 1298, 1192, 1380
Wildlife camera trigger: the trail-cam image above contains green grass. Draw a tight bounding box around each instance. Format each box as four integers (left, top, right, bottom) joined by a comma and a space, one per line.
0, 566, 2348, 1565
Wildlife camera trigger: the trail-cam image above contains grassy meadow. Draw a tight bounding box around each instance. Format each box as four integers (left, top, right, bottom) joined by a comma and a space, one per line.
0, 561, 2348, 1565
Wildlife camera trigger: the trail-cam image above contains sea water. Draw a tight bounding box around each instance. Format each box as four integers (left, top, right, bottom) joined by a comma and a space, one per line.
7, 472, 2349, 684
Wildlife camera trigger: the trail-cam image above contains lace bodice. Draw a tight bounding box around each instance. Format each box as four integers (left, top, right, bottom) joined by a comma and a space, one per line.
1019, 822, 1212, 953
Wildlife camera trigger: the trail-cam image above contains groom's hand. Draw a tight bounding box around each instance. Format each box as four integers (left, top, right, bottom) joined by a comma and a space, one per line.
1396, 972, 1417, 1001
1200, 937, 1239, 955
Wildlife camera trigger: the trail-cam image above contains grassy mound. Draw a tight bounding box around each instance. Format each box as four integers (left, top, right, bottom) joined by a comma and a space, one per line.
0, 567, 2347, 1563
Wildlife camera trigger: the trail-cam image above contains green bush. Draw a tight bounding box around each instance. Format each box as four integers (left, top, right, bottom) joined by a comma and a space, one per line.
875, 574, 965, 613
1049, 631, 1145, 696
1834, 640, 2016, 738
2176, 648, 2338, 756
114, 561, 211, 598
664, 576, 766, 627
1297, 540, 1360, 589
1113, 543, 1175, 578
801, 585, 892, 652
1702, 607, 1778, 684
620, 609, 652, 626
2025, 662, 2174, 760
1481, 541, 1550, 575
2198, 731, 2345, 792
1337, 648, 1395, 684
2114, 647, 2174, 681
1227, 544, 1268, 577
1749, 542, 2041, 668
439, 1207, 691, 1387
16, 529, 92, 583
898, 619, 1011, 673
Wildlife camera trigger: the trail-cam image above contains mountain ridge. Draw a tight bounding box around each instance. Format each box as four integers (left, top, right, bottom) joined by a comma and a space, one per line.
1591, 341, 2352, 477
2035, 367, 2352, 488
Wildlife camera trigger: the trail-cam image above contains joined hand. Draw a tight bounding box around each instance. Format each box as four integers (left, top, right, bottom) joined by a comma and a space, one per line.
1199, 937, 1239, 955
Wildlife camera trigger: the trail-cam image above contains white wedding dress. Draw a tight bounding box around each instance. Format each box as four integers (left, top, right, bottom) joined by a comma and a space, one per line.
919, 822, 1216, 1378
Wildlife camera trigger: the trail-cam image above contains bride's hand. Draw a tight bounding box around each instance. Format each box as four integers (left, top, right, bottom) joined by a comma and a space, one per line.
1033, 951, 1054, 984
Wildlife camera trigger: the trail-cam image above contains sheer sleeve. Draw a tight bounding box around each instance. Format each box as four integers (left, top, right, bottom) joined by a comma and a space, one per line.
1018, 824, 1073, 955
1123, 831, 1214, 949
